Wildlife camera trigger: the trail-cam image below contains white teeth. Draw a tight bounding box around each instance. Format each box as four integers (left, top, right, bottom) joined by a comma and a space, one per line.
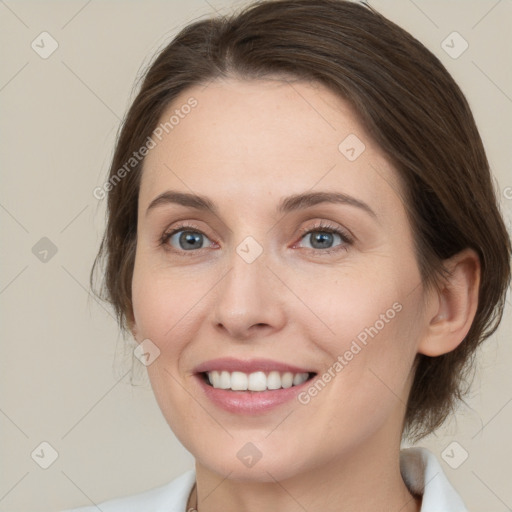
219, 371, 230, 389
281, 372, 294, 388
293, 373, 306, 386
267, 371, 281, 390
248, 371, 267, 391
231, 371, 248, 390
206, 370, 310, 391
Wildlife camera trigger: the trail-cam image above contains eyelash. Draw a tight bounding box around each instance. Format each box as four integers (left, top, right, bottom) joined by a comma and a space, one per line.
159, 221, 354, 256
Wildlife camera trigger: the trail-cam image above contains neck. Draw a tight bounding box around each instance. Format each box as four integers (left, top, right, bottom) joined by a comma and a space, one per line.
191, 435, 421, 512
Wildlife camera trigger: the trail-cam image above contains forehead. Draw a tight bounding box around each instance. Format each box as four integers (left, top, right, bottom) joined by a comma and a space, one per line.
139, 78, 405, 217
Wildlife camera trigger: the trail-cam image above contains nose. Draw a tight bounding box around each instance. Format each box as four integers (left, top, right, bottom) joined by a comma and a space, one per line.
211, 246, 287, 341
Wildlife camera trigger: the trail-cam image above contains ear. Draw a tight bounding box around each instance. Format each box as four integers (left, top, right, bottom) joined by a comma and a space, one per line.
418, 248, 480, 357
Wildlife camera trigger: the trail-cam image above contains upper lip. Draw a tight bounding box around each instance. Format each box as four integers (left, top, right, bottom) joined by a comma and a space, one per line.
193, 357, 315, 374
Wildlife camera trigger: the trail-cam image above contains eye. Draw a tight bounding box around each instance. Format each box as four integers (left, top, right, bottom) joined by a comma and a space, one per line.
296, 222, 353, 253
159, 221, 353, 255
160, 223, 215, 252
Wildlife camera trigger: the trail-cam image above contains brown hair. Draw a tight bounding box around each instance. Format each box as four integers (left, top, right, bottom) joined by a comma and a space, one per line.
91, 0, 511, 442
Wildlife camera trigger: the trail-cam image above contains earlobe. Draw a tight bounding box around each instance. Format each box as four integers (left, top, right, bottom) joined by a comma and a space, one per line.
418, 248, 480, 357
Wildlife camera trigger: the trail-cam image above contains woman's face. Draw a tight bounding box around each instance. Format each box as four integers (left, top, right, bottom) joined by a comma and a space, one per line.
131, 78, 431, 481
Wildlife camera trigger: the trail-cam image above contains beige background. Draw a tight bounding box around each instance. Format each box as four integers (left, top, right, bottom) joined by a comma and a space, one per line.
1, 1, 511, 511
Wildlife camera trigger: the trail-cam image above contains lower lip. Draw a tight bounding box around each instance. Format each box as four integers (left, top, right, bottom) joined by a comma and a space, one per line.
195, 374, 313, 414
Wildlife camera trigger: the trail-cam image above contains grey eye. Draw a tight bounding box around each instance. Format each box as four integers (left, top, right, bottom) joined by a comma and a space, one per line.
168, 230, 212, 251
300, 231, 344, 250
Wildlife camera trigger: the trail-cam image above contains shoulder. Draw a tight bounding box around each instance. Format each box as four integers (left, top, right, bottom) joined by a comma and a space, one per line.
60, 468, 195, 512
400, 447, 469, 512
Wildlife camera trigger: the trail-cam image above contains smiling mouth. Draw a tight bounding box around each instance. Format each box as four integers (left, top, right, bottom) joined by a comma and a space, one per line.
200, 370, 317, 392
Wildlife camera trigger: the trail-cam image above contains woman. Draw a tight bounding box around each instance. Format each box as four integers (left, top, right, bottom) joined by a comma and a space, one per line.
66, 0, 511, 510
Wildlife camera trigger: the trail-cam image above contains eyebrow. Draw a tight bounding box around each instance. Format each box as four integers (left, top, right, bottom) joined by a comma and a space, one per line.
145, 190, 376, 218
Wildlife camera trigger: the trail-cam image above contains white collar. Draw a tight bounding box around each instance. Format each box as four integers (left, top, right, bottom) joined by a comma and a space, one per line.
400, 446, 469, 511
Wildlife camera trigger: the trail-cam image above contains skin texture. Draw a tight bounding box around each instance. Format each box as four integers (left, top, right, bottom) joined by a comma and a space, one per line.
130, 78, 480, 512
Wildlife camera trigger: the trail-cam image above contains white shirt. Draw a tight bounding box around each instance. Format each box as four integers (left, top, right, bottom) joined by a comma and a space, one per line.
62, 447, 469, 511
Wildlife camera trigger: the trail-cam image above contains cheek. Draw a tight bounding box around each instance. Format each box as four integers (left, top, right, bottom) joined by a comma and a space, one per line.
131, 264, 204, 423
292, 265, 405, 349
296, 262, 423, 402
131, 263, 196, 347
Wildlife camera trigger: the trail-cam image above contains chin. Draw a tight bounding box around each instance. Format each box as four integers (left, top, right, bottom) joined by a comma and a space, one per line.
191, 437, 316, 483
